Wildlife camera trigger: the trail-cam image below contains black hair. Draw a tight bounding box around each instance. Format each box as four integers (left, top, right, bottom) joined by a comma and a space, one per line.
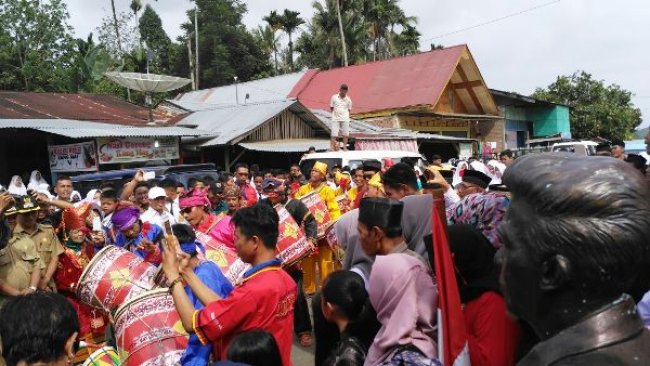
134, 181, 150, 191
160, 179, 178, 189
176, 181, 186, 188
98, 181, 116, 191
209, 181, 224, 194
0, 292, 79, 366
99, 189, 118, 201
172, 223, 199, 256
381, 162, 418, 190
55, 175, 72, 183
432, 154, 442, 161
226, 330, 282, 366
499, 153, 650, 301
290, 163, 300, 169
499, 149, 514, 158
322, 271, 368, 320
231, 203, 279, 250
187, 178, 197, 188
235, 163, 249, 171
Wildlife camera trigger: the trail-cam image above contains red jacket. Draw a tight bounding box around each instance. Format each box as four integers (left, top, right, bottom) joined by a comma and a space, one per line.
464, 291, 521, 366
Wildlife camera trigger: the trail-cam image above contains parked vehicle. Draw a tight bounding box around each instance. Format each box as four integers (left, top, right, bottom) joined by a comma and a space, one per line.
71, 163, 219, 196
299, 150, 426, 176
551, 141, 598, 156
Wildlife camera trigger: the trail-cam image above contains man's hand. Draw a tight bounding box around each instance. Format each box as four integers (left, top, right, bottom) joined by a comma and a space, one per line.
134, 169, 145, 183
0, 193, 14, 215
162, 235, 181, 280
426, 168, 450, 191
137, 238, 157, 254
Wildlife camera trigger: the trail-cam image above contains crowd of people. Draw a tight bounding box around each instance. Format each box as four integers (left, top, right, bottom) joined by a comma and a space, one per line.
0, 141, 649, 366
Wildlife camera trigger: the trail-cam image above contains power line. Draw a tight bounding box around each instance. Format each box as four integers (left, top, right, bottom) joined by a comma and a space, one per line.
423, 0, 563, 42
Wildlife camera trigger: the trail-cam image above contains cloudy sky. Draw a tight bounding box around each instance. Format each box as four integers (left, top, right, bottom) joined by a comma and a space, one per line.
66, 0, 649, 128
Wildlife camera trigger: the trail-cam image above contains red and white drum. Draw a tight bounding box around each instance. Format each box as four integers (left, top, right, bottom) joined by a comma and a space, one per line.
275, 204, 314, 266
324, 222, 340, 252
300, 192, 332, 238
113, 289, 189, 366
225, 259, 251, 285
336, 194, 351, 214
195, 231, 239, 275
77, 245, 157, 313
82, 346, 120, 366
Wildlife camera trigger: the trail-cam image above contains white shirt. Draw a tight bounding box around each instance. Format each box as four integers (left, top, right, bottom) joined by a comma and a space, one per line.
165, 198, 183, 222
330, 94, 352, 122
640, 152, 650, 165
141, 207, 176, 228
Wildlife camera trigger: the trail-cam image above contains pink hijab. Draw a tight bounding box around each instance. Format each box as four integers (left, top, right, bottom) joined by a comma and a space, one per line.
365, 254, 438, 365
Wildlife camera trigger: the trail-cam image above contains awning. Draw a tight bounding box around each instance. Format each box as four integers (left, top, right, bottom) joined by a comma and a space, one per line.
0, 119, 207, 138
238, 139, 331, 153
416, 133, 478, 143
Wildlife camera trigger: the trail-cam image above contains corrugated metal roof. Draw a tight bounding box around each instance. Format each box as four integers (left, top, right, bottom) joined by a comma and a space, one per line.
238, 139, 330, 152
416, 132, 478, 143
0, 92, 183, 126
289, 46, 467, 115
173, 100, 329, 147
174, 71, 309, 105
0, 119, 206, 138
311, 109, 417, 140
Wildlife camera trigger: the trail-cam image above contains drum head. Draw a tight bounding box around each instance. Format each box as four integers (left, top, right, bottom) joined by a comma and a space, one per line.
82, 346, 120, 366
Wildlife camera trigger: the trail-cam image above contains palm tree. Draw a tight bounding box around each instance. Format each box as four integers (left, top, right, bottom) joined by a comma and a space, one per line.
335, 0, 348, 66
280, 9, 304, 72
263, 10, 284, 73
130, 0, 143, 45
254, 25, 280, 67
110, 0, 122, 53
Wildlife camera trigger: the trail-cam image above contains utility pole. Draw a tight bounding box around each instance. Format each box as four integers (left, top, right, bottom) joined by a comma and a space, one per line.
195, 5, 200, 89
234, 76, 239, 104
187, 38, 196, 90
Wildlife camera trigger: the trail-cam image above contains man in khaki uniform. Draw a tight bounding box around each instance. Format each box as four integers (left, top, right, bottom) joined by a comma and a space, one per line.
0, 196, 44, 306
15, 195, 63, 291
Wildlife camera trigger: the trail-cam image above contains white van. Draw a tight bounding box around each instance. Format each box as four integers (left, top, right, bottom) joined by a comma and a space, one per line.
299, 150, 426, 175
551, 141, 598, 156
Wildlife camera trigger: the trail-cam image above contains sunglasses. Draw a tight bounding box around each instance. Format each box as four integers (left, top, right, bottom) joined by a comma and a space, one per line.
180, 207, 194, 214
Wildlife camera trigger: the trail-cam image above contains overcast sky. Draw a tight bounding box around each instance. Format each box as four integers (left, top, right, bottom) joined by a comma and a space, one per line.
66, 0, 649, 129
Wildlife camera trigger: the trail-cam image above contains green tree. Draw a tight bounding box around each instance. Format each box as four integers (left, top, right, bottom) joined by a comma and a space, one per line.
0, 0, 76, 91
96, 10, 139, 57
532, 71, 643, 140
263, 10, 283, 73
280, 9, 304, 72
254, 25, 280, 70
139, 4, 172, 73
178, 0, 272, 88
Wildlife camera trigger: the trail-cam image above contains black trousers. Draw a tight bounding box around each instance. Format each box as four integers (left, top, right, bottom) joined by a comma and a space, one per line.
288, 269, 313, 335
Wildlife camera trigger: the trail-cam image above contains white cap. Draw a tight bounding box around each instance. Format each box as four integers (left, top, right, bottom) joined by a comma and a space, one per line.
148, 186, 167, 200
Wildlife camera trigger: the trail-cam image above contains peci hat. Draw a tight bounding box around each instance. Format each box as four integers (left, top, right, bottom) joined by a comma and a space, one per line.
262, 178, 284, 192
312, 161, 328, 176
362, 160, 382, 173
17, 195, 41, 214
148, 187, 167, 200
358, 197, 403, 237
462, 170, 491, 189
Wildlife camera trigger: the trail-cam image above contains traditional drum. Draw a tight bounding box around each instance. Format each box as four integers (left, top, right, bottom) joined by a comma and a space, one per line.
77, 245, 157, 313
336, 194, 351, 214
195, 231, 239, 275
275, 204, 314, 266
225, 259, 251, 285
113, 289, 189, 366
153, 266, 171, 288
82, 346, 121, 366
300, 191, 332, 238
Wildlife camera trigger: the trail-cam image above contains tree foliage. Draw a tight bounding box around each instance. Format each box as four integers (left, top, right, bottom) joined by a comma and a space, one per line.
295, 0, 419, 70
0, 0, 76, 91
532, 71, 643, 140
139, 4, 172, 73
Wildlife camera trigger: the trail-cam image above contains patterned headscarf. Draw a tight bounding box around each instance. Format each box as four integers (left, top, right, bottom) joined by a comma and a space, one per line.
179, 188, 212, 209
111, 203, 141, 231
446, 192, 510, 248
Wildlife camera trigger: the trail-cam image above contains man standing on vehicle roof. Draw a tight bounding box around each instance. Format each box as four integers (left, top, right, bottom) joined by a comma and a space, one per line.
330, 84, 352, 151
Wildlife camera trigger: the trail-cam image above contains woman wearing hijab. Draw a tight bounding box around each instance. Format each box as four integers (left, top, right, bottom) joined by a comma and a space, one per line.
486, 160, 506, 185
451, 161, 468, 188
366, 254, 440, 366
447, 224, 520, 366
447, 192, 510, 248
27, 170, 49, 191
8, 175, 27, 196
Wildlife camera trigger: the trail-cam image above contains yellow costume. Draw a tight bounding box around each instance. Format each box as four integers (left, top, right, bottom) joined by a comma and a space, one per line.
298, 161, 342, 294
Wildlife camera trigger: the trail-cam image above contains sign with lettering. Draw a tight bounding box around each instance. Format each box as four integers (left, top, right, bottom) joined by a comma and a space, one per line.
96, 137, 179, 164
48, 142, 98, 172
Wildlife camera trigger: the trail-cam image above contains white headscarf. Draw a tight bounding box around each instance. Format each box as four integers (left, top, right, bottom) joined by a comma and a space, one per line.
27, 170, 49, 191
486, 160, 507, 185
85, 189, 99, 204
8, 175, 27, 196
452, 161, 468, 188
469, 160, 490, 175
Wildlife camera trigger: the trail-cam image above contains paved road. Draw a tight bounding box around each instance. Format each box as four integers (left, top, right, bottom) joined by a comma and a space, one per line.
291, 339, 315, 366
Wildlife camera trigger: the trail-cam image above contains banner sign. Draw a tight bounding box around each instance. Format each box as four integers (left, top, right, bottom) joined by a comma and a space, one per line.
48, 142, 98, 172
96, 137, 179, 164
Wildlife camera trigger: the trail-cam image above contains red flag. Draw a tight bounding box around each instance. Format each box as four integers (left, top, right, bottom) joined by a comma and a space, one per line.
431, 197, 471, 366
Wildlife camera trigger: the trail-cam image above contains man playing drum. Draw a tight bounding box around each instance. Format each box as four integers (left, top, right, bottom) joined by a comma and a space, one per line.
296, 161, 341, 294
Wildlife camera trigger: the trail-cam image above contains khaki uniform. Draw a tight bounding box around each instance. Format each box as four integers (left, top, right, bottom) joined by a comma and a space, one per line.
0, 232, 44, 306
15, 225, 64, 289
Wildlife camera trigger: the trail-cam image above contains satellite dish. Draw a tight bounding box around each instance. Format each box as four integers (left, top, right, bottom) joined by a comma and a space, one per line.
104, 72, 191, 123
104, 72, 191, 93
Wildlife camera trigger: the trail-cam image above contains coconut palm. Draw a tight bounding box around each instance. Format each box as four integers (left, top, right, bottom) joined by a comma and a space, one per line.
280, 9, 305, 71
263, 10, 284, 73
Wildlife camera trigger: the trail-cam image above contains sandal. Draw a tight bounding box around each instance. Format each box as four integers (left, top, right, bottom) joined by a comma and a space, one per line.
298, 332, 313, 347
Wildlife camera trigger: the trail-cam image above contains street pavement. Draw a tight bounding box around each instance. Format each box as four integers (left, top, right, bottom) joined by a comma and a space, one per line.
291, 339, 315, 365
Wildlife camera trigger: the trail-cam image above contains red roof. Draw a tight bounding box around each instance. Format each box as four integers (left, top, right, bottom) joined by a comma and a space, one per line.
288, 45, 466, 115
0, 92, 178, 126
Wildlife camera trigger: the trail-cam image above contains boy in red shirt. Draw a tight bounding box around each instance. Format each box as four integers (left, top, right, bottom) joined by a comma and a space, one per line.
162, 204, 297, 365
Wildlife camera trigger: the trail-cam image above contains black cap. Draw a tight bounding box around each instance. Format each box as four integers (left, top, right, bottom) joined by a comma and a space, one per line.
362, 160, 382, 173
462, 170, 491, 189
209, 182, 224, 195
358, 198, 403, 238
261, 178, 283, 191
